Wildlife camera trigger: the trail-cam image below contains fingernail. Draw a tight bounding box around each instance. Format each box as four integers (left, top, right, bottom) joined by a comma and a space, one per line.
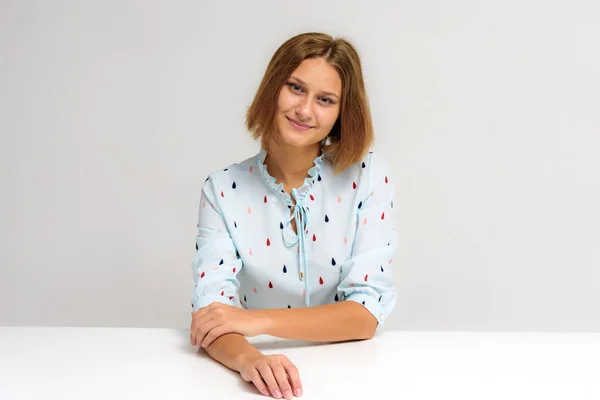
295, 388, 302, 397
273, 389, 282, 398
284, 390, 292, 399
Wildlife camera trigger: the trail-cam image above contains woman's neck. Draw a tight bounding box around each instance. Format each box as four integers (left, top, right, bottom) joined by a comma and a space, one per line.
263, 139, 321, 189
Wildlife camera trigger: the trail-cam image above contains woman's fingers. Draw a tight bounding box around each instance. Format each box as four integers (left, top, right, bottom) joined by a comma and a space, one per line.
201, 324, 229, 348
239, 354, 301, 398
282, 359, 303, 397
256, 363, 282, 399
248, 369, 270, 397
191, 316, 217, 346
190, 314, 203, 346
271, 363, 294, 399
190, 320, 199, 346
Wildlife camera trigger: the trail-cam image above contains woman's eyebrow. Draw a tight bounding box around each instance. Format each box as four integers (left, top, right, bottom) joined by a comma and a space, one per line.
290, 76, 340, 100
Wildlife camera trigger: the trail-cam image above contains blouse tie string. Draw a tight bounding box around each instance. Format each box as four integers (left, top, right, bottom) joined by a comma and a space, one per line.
282, 188, 310, 308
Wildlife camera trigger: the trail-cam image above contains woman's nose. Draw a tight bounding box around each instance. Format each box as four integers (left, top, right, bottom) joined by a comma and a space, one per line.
295, 98, 312, 120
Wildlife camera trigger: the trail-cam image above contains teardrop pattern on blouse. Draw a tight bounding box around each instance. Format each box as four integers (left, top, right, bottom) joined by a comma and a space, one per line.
193, 148, 395, 321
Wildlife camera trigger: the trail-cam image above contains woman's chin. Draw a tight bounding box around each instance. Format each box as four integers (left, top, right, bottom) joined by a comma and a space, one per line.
278, 130, 314, 148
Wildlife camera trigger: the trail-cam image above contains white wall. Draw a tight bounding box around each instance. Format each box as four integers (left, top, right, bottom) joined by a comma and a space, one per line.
1, 0, 598, 331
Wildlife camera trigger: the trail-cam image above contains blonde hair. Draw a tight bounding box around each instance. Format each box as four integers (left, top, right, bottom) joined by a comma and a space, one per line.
245, 32, 374, 173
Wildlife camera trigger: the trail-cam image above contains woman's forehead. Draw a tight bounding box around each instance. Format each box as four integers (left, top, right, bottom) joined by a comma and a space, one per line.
290, 58, 342, 96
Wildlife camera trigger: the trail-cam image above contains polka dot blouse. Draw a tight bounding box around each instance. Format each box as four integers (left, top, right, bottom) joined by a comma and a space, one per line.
191, 145, 398, 327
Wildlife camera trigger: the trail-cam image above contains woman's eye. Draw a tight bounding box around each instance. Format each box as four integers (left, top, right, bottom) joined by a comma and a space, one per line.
289, 83, 303, 92
320, 97, 333, 104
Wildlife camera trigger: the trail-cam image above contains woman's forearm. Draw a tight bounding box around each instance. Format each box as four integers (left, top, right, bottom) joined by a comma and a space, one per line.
202, 332, 262, 372
261, 301, 377, 342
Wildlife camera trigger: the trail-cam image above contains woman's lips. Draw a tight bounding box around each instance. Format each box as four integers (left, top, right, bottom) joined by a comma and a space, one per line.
287, 117, 312, 131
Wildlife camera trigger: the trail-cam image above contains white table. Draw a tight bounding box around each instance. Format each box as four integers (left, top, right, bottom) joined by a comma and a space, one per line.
0, 327, 599, 399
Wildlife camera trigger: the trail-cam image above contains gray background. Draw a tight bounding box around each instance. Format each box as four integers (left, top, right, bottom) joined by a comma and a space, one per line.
1, 0, 598, 331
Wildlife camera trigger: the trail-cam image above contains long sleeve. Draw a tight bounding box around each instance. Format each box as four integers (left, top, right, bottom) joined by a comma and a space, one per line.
338, 153, 398, 328
191, 176, 242, 311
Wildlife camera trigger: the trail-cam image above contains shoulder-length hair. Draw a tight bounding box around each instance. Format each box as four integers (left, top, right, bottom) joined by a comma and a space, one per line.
245, 32, 374, 173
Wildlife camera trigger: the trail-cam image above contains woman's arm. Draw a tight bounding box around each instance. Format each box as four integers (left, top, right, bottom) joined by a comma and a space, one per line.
201, 332, 262, 372
195, 301, 377, 348
262, 301, 377, 342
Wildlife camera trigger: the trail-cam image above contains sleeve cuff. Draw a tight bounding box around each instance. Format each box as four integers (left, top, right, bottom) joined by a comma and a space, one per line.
192, 295, 237, 312
345, 293, 390, 330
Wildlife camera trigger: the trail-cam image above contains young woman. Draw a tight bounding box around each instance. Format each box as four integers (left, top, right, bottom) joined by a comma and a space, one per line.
190, 32, 398, 399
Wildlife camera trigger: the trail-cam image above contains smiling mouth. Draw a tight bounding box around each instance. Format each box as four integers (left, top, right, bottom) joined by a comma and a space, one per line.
286, 117, 312, 130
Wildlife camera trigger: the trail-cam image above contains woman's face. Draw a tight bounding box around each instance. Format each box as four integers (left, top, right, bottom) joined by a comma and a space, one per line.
274, 57, 342, 150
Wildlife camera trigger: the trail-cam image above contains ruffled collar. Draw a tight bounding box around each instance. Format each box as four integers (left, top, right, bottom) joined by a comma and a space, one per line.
256, 142, 326, 206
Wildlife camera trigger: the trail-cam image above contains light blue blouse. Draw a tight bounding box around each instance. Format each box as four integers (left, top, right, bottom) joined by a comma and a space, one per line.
191, 145, 398, 327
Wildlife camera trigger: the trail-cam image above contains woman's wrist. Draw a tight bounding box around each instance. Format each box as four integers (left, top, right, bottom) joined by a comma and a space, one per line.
235, 350, 263, 372
250, 309, 275, 336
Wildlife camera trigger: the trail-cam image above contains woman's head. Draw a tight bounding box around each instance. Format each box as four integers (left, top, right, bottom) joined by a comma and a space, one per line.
246, 32, 374, 173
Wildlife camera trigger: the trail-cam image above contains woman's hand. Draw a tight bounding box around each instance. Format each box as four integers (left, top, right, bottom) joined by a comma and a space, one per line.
239, 353, 302, 399
190, 302, 269, 347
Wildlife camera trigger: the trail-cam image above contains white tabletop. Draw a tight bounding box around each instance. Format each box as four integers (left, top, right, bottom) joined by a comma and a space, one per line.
0, 327, 599, 399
